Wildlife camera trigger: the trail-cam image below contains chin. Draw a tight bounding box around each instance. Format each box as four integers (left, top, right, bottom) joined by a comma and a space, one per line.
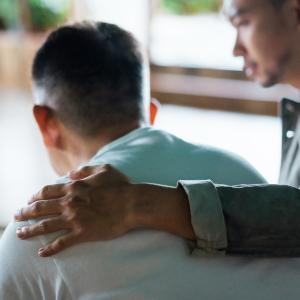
260, 80, 277, 88
258, 72, 281, 88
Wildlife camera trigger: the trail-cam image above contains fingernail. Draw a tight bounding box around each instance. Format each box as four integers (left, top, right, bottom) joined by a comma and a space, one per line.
16, 227, 24, 238
38, 248, 44, 256
38, 248, 48, 257
14, 209, 21, 218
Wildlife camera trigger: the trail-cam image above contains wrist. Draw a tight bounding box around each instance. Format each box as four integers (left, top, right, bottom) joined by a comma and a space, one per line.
124, 183, 143, 230
127, 183, 195, 240
126, 183, 151, 230
127, 183, 170, 229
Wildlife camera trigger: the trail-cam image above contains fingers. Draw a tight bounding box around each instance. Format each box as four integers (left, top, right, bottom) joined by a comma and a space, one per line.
38, 232, 79, 257
29, 183, 68, 204
15, 199, 63, 221
16, 216, 68, 240
69, 165, 104, 180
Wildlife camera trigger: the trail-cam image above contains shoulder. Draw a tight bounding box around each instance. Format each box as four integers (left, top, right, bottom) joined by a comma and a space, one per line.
0, 221, 68, 299
141, 128, 200, 151
0, 221, 41, 270
198, 145, 267, 184
166, 138, 267, 185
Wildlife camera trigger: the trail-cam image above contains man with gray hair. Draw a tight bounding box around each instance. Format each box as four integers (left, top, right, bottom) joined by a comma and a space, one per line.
0, 21, 273, 299
16, 0, 300, 258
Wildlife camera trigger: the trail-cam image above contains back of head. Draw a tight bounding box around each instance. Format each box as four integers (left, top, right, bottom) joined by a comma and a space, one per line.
270, 0, 285, 9
32, 21, 145, 137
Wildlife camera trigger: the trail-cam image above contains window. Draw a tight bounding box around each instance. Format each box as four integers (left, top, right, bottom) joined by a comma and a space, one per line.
149, 0, 299, 115
150, 0, 241, 70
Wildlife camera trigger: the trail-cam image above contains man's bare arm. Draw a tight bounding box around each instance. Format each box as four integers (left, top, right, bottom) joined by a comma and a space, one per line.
15, 165, 196, 257
16, 164, 300, 257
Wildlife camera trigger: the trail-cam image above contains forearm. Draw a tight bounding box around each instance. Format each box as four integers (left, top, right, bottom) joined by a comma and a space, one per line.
181, 181, 300, 256
130, 184, 196, 240
130, 181, 300, 256
218, 184, 300, 256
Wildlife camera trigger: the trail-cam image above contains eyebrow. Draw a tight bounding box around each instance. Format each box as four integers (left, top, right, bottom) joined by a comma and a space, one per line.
223, 5, 257, 21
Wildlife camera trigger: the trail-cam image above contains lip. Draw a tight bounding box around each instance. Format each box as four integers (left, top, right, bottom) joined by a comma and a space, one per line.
244, 66, 255, 78
243, 62, 258, 78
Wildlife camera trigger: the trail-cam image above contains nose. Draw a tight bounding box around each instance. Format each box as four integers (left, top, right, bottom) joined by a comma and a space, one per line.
233, 33, 245, 57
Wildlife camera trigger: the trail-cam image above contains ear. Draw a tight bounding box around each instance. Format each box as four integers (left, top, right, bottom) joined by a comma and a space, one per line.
33, 105, 61, 149
150, 98, 160, 125
297, 0, 300, 27
290, 0, 300, 28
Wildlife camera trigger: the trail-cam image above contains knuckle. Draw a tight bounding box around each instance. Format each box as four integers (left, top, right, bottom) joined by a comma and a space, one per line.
76, 225, 86, 236
69, 180, 86, 192
32, 202, 42, 214
64, 196, 82, 209
63, 197, 73, 209
80, 166, 91, 174
40, 185, 50, 198
63, 200, 74, 212
70, 209, 81, 221
65, 214, 74, 223
39, 221, 48, 233
65, 208, 83, 224
54, 238, 66, 250
103, 164, 112, 172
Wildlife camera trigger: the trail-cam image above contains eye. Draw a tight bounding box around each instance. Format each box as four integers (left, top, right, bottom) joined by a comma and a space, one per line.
234, 18, 250, 27
239, 20, 250, 26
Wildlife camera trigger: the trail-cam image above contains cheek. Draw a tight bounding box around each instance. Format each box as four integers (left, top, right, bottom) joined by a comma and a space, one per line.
245, 26, 283, 63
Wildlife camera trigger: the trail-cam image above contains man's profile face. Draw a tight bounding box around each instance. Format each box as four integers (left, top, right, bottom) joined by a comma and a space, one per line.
224, 0, 296, 87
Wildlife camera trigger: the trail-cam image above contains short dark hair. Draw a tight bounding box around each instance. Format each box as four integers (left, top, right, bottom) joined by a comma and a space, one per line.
270, 0, 284, 9
32, 21, 144, 137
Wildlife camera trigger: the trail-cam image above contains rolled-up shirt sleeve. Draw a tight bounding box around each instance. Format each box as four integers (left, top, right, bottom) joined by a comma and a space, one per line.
178, 180, 227, 254
179, 181, 300, 256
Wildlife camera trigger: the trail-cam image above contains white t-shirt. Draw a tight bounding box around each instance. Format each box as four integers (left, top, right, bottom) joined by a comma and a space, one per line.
5, 127, 297, 300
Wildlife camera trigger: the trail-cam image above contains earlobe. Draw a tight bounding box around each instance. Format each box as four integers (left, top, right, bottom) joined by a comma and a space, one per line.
33, 105, 60, 148
150, 98, 160, 125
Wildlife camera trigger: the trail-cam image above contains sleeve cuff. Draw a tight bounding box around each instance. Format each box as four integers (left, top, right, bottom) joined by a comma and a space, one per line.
178, 180, 227, 255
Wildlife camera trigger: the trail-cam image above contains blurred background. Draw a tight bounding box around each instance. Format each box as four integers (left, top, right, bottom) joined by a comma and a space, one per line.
0, 0, 298, 228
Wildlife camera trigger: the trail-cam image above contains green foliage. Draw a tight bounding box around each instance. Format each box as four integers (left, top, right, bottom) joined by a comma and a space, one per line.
0, 0, 70, 31
28, 0, 70, 31
163, 0, 221, 14
0, 0, 18, 29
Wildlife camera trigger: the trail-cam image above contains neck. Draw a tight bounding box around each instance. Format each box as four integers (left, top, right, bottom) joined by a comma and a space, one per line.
287, 70, 300, 90
283, 42, 300, 89
66, 122, 141, 171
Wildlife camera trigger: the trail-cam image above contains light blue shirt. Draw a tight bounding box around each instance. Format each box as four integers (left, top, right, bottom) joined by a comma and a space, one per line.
1, 127, 281, 300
